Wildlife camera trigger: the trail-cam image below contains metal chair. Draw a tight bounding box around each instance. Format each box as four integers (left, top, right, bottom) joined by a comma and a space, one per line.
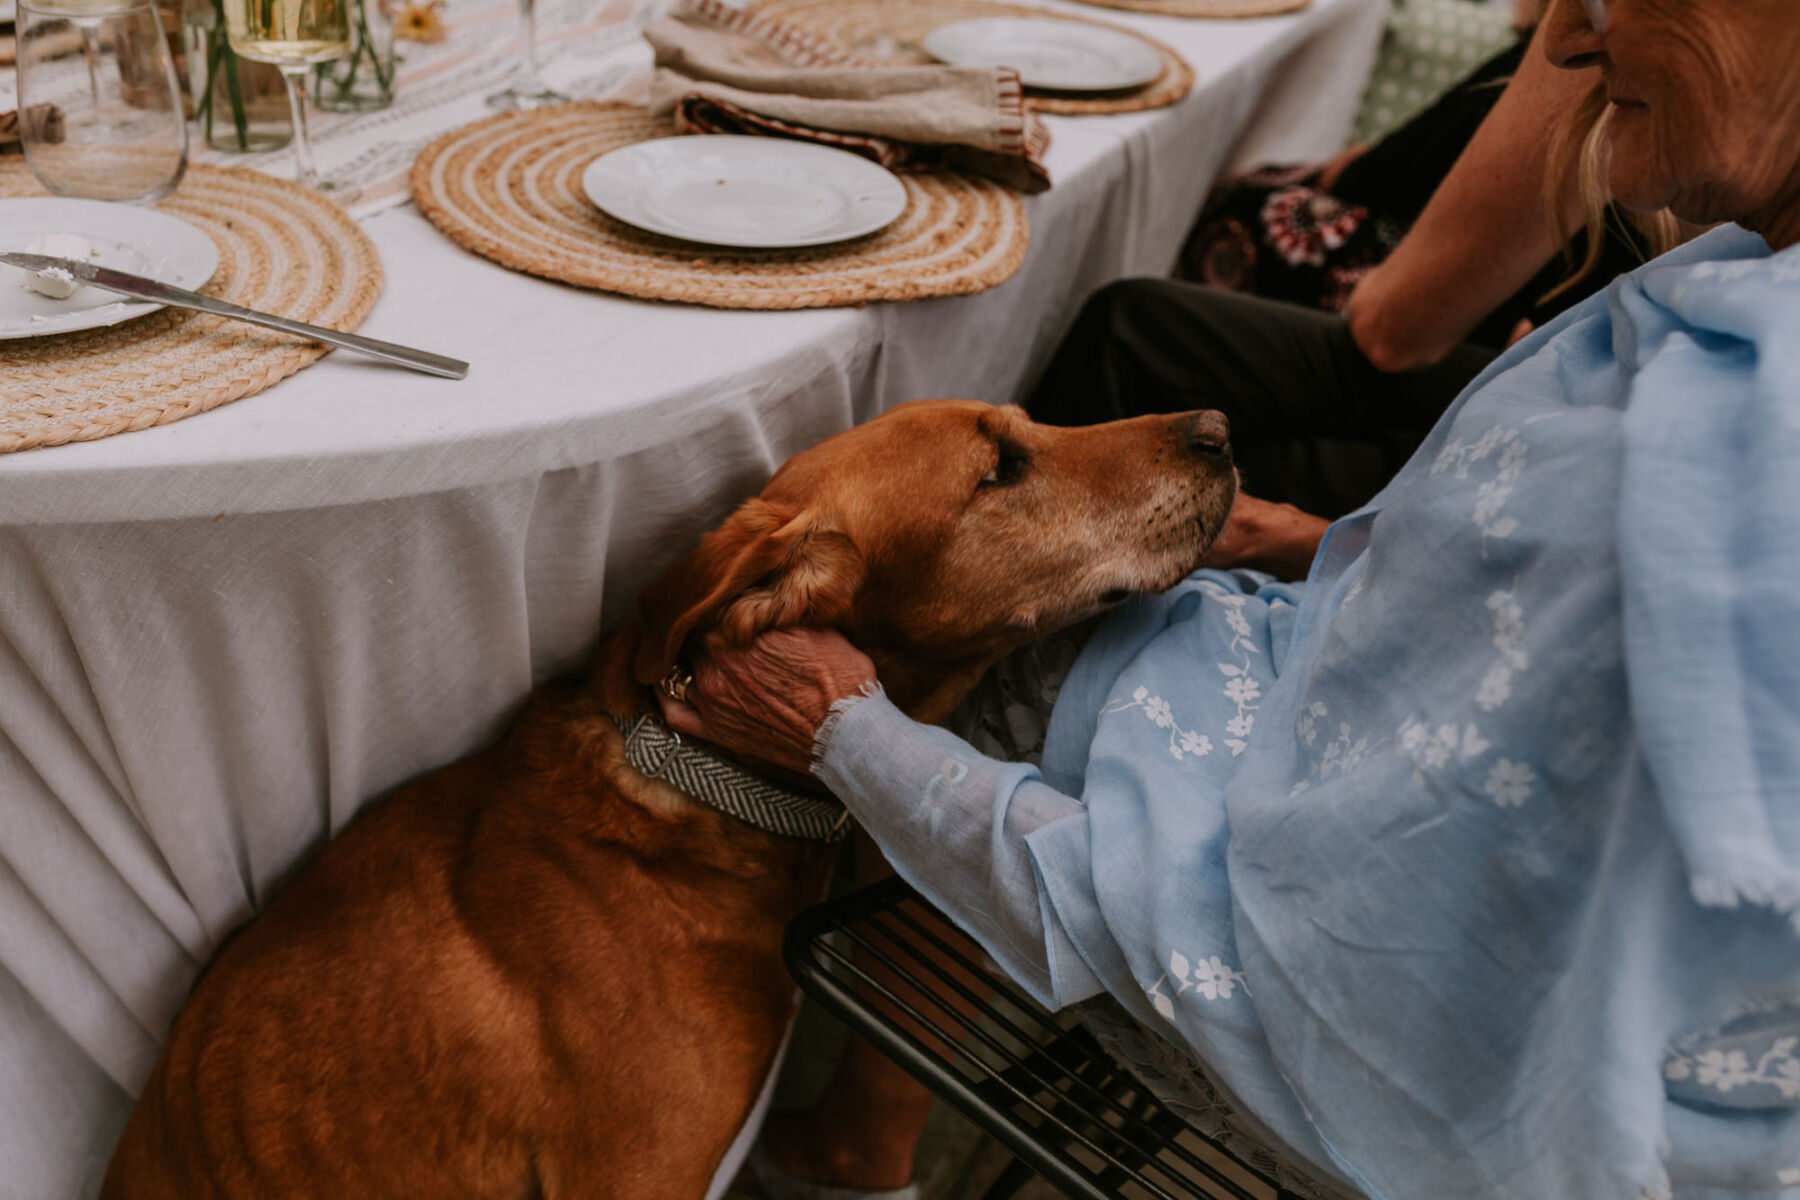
782, 877, 1310, 1200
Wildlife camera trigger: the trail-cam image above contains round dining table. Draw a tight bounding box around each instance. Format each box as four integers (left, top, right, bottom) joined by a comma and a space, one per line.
0, 0, 1383, 1192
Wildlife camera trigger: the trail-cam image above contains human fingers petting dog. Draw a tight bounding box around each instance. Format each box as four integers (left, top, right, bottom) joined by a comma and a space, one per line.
659, 628, 874, 779
100, 399, 1236, 1200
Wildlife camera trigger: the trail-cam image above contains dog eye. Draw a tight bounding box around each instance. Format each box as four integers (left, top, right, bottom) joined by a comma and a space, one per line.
980, 447, 1030, 488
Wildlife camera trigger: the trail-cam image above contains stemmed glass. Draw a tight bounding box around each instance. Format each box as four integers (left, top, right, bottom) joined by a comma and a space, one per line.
15, 0, 189, 203
484, 0, 566, 110
218, 0, 351, 192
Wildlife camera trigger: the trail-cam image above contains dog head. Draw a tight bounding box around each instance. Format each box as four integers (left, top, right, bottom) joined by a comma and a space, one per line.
629, 400, 1236, 722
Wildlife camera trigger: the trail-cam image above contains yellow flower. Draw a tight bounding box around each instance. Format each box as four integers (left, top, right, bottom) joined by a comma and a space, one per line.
393, 0, 448, 43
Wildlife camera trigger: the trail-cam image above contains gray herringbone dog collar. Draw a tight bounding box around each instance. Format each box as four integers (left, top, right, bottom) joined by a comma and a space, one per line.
612, 714, 851, 843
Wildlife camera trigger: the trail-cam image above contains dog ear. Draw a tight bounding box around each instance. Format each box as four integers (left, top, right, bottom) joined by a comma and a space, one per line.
633, 498, 866, 686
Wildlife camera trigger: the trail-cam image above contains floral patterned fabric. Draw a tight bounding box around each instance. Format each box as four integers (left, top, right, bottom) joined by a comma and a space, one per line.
818, 225, 1800, 1200
1178, 163, 1406, 319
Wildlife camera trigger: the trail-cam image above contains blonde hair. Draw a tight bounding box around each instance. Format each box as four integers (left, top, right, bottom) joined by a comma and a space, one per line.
1541, 77, 1684, 303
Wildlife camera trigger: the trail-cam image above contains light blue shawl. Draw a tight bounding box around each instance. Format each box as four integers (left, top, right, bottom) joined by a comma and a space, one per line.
1022, 225, 1800, 1200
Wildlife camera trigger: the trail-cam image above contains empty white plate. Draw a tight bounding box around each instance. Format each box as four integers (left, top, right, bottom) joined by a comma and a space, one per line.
0, 197, 219, 339
581, 136, 909, 250
579, 134, 907, 250
923, 17, 1163, 92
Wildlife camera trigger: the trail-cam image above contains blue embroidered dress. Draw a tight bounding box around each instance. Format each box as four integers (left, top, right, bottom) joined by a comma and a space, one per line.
816, 226, 1800, 1200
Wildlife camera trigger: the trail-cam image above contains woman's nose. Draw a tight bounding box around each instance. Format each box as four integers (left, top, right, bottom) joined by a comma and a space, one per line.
1542, 0, 1606, 71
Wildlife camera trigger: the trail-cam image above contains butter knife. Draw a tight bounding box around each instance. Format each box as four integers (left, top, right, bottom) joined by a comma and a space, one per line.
1, 252, 469, 380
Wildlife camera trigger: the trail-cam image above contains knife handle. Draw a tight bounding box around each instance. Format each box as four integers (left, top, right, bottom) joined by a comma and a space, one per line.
187, 293, 470, 380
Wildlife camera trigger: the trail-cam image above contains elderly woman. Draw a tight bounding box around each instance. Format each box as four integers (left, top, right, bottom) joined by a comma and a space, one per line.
669, 1, 1800, 1196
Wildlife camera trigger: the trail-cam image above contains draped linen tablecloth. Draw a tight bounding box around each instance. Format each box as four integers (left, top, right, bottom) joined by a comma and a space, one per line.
0, 0, 1383, 1194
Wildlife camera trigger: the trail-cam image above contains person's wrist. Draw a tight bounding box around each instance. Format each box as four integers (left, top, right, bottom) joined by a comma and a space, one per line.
807, 677, 883, 774
1275, 506, 1329, 578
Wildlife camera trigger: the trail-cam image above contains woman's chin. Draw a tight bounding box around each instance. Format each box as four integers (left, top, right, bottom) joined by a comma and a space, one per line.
1605, 156, 1674, 219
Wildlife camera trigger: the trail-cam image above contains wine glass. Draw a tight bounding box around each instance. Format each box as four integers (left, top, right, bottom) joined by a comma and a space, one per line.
15, 0, 189, 203
484, 0, 566, 111
219, 0, 351, 192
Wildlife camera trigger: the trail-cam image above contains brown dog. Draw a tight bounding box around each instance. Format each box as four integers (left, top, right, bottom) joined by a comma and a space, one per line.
99, 399, 1236, 1199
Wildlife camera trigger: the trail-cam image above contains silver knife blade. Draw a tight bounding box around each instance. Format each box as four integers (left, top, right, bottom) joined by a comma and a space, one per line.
0, 251, 469, 380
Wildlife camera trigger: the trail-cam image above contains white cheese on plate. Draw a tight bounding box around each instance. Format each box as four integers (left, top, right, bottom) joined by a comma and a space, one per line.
24, 232, 96, 299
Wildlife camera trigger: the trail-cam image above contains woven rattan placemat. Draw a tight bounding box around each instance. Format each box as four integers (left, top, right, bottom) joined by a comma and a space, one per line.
411, 101, 1029, 311
1, 162, 382, 454
745, 0, 1193, 115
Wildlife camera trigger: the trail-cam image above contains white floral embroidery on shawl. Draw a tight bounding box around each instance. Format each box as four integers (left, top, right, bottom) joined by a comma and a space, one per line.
1103, 687, 1213, 761
1432, 422, 1528, 541
1202, 581, 1262, 756
1145, 949, 1251, 1020
1664, 1038, 1800, 1101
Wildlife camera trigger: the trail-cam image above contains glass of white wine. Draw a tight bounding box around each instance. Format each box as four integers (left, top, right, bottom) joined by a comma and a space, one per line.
219, 0, 350, 192
484, 0, 566, 111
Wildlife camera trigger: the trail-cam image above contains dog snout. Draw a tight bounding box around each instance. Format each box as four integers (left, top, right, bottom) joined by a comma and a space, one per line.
1185, 411, 1231, 458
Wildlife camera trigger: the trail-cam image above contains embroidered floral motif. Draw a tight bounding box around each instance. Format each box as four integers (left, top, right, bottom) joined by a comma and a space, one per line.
1289, 703, 1381, 797
1664, 1038, 1800, 1100
1201, 583, 1262, 756
1430, 423, 1527, 540
1105, 687, 1212, 761
1321, 722, 1374, 775
1484, 758, 1536, 807
1297, 701, 1327, 747
1475, 662, 1513, 711
1145, 949, 1251, 1019
1398, 716, 1489, 777
1473, 586, 1529, 720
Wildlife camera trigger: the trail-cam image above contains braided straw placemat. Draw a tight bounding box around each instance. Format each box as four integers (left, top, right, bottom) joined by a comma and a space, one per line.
411, 101, 1028, 310
1, 162, 382, 455
745, 0, 1193, 116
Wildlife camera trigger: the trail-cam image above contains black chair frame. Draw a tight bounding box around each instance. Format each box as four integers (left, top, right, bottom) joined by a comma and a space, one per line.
783, 877, 1312, 1200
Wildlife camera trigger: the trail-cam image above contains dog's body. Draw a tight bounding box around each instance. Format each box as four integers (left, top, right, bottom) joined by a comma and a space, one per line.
101, 400, 1235, 1199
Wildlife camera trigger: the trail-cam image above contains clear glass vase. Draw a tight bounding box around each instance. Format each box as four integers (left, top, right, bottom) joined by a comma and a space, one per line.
312, 0, 394, 112
182, 0, 294, 153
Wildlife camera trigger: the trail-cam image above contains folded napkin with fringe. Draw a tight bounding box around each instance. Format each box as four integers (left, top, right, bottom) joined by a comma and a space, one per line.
644, 0, 1051, 193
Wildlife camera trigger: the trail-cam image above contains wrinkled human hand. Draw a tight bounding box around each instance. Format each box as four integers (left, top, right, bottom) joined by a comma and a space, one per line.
658, 627, 877, 779
1199, 492, 1331, 581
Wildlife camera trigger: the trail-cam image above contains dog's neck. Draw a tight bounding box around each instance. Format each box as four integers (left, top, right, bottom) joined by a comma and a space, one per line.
592, 624, 826, 795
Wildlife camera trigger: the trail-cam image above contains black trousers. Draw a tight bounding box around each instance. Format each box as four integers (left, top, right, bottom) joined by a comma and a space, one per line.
1024, 282, 1496, 517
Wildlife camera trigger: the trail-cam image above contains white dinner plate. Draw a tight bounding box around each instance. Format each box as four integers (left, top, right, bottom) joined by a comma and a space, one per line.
0, 198, 218, 339
581, 136, 909, 250
922, 17, 1163, 92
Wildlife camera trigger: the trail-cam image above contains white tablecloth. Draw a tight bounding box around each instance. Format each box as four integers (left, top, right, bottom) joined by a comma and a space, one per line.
0, 0, 1381, 1194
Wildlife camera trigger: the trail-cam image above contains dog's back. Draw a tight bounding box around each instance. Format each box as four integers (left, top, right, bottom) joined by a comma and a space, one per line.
105, 685, 822, 1198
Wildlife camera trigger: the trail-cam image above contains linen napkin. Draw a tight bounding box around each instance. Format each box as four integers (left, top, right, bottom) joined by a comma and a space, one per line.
644, 0, 1051, 193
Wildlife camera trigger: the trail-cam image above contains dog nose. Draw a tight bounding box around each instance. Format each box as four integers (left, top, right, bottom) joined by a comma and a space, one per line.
1186, 411, 1231, 457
